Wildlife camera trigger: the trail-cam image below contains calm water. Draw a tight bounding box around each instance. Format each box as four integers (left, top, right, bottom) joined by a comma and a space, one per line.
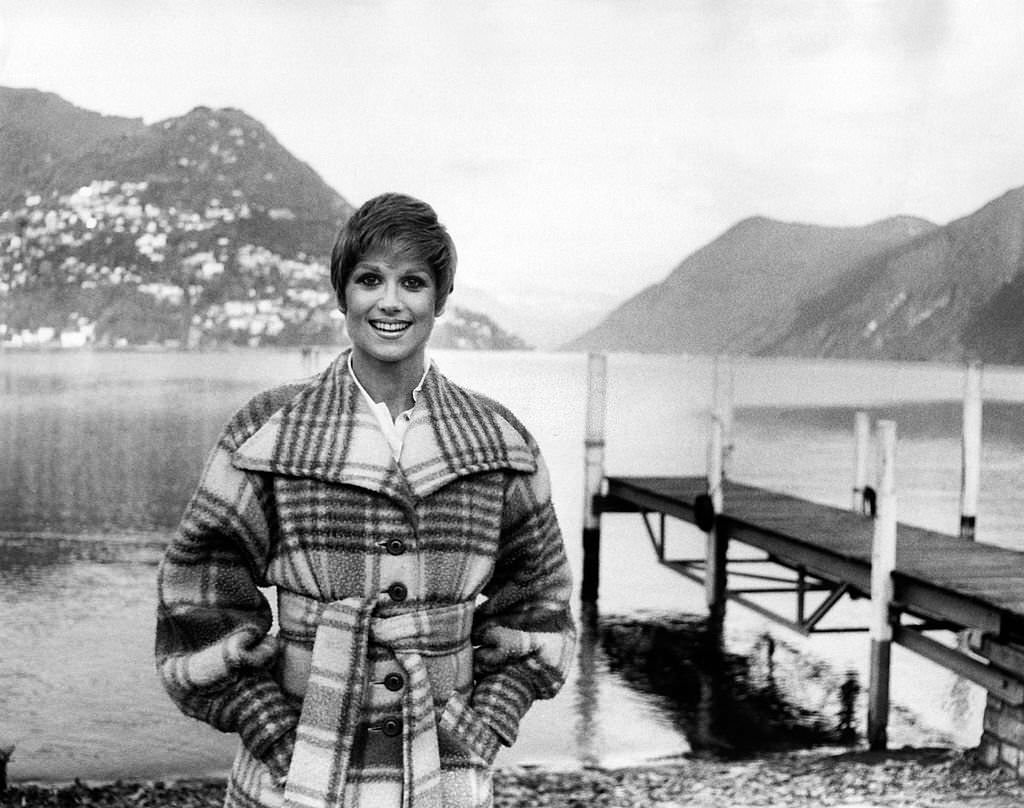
3, 349, 1024, 782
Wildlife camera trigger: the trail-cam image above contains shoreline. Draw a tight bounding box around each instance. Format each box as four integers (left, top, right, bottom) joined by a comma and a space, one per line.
7, 746, 1024, 808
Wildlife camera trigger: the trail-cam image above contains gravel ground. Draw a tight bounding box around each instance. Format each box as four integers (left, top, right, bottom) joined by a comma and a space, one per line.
5, 747, 1024, 808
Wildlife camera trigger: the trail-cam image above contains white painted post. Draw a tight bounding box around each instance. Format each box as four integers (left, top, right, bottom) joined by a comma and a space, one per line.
705, 414, 727, 619
868, 419, 898, 751
581, 353, 607, 602
708, 414, 725, 514
853, 410, 871, 513
705, 358, 730, 621
301, 346, 323, 375
713, 356, 735, 478
960, 361, 983, 540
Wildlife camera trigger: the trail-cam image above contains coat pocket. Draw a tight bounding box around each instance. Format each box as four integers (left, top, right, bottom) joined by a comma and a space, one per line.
437, 691, 501, 765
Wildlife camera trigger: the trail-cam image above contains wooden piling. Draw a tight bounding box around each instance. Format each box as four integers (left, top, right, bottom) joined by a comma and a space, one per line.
705, 357, 732, 623
581, 352, 607, 602
705, 414, 727, 622
712, 356, 735, 476
852, 410, 871, 513
960, 361, 983, 540
301, 345, 322, 376
868, 419, 898, 751
0, 743, 13, 792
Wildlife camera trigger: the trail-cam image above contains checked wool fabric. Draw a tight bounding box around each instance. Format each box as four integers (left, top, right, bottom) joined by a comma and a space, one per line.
280, 593, 476, 808
155, 352, 576, 808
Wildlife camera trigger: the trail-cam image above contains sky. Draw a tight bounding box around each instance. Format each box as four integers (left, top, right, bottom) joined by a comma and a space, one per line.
3, 0, 1024, 346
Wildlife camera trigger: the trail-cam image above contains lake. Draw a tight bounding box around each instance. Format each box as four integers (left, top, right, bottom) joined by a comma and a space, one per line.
3, 348, 1024, 782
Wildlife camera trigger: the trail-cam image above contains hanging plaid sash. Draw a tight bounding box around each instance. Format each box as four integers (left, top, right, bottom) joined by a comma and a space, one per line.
277, 591, 475, 808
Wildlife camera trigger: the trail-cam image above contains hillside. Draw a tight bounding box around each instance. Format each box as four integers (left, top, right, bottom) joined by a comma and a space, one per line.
566, 215, 936, 355
0, 87, 528, 350
769, 187, 1024, 362
0, 87, 146, 208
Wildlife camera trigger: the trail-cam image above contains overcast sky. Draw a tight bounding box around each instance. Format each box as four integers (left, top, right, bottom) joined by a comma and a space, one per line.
3, 0, 1024, 344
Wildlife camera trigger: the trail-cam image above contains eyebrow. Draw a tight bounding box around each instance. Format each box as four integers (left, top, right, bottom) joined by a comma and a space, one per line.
354, 261, 432, 277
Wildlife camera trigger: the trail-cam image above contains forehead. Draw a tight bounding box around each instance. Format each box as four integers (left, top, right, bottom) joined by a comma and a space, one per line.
354, 250, 431, 274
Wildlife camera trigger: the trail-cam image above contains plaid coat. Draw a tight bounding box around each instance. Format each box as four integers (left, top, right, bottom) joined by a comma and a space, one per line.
155, 352, 576, 808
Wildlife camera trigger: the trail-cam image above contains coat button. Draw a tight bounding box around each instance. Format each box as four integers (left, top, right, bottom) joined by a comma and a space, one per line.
381, 718, 402, 737
387, 582, 408, 602
385, 538, 406, 556
383, 672, 405, 692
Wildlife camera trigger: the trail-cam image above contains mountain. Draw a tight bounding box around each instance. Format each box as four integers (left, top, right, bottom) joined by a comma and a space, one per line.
565, 215, 937, 355
0, 87, 146, 208
1, 87, 352, 256
769, 187, 1024, 362
0, 87, 529, 350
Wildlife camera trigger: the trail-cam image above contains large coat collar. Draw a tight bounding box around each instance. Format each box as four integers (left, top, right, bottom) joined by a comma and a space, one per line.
232, 352, 536, 505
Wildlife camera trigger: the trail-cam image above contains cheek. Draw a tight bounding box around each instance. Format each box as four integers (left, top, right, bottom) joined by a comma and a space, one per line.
343, 285, 366, 312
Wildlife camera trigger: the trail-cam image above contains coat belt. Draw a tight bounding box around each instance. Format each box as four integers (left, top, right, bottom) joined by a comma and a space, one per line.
278, 590, 475, 808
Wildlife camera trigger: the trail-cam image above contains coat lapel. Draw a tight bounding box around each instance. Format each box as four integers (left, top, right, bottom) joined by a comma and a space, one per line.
400, 368, 536, 499
232, 353, 411, 504
232, 352, 536, 505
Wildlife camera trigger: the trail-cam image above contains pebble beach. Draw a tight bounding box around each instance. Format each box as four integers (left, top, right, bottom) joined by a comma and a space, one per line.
6, 748, 1024, 808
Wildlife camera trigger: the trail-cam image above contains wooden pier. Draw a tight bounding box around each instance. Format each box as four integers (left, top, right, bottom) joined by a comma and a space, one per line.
599, 475, 1024, 686
579, 354, 1024, 774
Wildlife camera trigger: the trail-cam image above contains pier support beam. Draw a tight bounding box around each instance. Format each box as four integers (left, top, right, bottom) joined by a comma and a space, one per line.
868, 419, 898, 751
581, 352, 607, 603
960, 361, 983, 540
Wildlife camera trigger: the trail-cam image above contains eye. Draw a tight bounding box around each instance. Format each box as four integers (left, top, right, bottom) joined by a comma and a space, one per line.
353, 271, 381, 287
402, 275, 431, 291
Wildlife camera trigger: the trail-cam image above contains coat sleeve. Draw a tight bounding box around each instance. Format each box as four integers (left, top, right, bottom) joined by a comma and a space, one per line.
155, 433, 299, 778
469, 447, 576, 749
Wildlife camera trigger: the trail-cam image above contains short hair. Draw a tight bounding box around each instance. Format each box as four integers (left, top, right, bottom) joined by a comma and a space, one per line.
330, 193, 456, 314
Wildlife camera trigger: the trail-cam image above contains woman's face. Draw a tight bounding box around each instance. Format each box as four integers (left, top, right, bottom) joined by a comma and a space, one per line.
344, 250, 438, 375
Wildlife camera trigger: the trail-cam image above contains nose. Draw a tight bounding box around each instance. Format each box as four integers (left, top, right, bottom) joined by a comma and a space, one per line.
378, 280, 401, 312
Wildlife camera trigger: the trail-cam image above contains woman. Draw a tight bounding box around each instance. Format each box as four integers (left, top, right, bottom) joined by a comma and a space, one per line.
155, 193, 576, 808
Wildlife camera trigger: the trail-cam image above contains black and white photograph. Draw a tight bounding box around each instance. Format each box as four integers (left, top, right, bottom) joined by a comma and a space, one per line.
4, 2, 1024, 806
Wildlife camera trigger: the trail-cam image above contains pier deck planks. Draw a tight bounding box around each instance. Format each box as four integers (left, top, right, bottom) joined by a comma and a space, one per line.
605, 475, 1024, 641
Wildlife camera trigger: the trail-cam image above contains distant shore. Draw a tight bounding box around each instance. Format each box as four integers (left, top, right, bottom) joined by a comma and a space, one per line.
7, 747, 1024, 808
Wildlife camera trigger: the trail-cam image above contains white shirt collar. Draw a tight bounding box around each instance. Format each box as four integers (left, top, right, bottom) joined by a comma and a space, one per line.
347, 352, 430, 460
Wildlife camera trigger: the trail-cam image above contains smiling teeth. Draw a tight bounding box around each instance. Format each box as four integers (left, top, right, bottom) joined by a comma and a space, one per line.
372, 321, 410, 332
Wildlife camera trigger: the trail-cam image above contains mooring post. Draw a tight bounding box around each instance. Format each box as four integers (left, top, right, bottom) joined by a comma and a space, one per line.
0, 743, 13, 792
705, 414, 727, 622
581, 352, 607, 603
705, 356, 732, 623
868, 419, 898, 751
852, 410, 871, 513
713, 355, 735, 476
960, 360, 983, 540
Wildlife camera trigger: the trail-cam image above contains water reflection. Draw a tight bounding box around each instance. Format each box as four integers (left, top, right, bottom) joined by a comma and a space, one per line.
573, 603, 602, 768
598, 611, 853, 756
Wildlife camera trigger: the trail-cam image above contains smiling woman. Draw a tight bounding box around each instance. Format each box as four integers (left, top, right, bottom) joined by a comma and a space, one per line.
332, 194, 455, 418
154, 193, 576, 808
